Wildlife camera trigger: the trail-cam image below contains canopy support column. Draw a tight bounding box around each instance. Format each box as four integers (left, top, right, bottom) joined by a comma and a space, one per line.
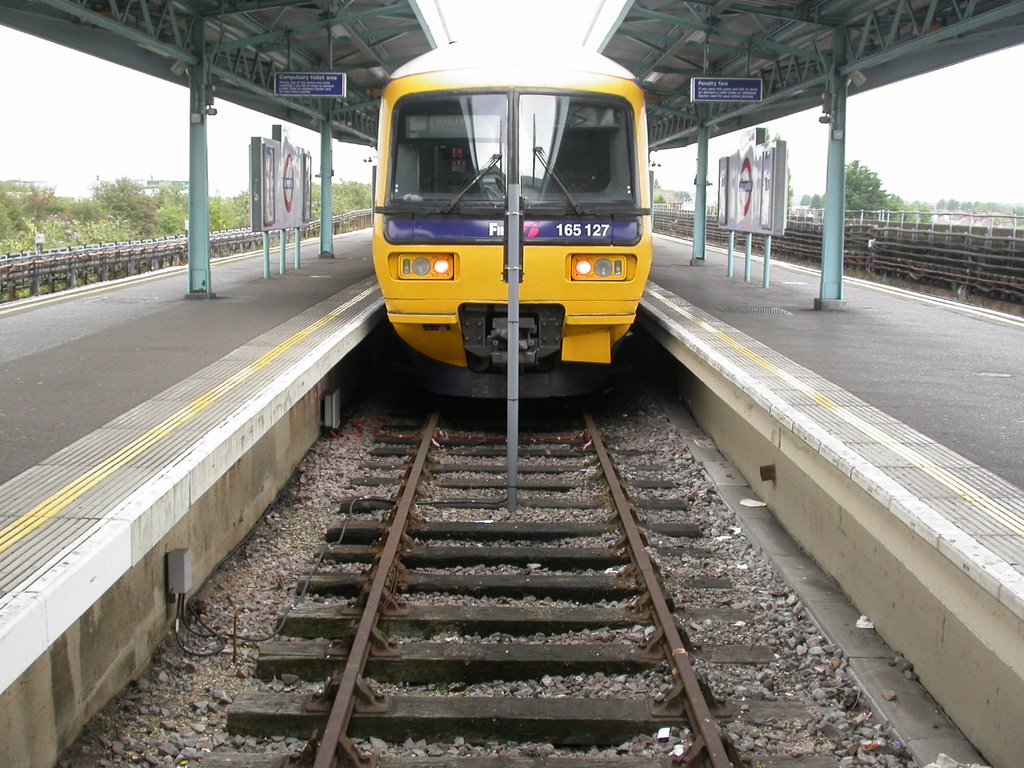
186, 31, 213, 299
817, 35, 848, 310
319, 110, 335, 258
692, 115, 710, 265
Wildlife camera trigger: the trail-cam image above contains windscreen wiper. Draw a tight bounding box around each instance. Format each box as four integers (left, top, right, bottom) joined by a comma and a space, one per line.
531, 146, 588, 215
440, 153, 504, 214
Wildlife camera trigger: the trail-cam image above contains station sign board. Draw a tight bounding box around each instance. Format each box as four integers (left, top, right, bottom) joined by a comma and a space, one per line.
274, 72, 347, 98
250, 126, 313, 232
719, 138, 788, 237
690, 77, 763, 103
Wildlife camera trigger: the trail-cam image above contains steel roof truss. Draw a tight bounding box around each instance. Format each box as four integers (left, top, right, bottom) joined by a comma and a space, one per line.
845, 0, 1024, 73
195, 0, 314, 17
33, 0, 198, 63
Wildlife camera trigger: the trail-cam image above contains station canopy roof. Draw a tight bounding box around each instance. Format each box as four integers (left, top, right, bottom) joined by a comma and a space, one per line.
2, 0, 1023, 150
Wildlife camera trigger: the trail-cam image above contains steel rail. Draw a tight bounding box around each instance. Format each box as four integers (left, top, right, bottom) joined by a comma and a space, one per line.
314, 411, 440, 768
584, 413, 734, 768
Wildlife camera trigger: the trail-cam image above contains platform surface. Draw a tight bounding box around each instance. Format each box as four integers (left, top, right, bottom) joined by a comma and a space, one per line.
0, 235, 375, 484
650, 235, 1024, 492
0, 232, 379, 691
646, 233, 1024, 615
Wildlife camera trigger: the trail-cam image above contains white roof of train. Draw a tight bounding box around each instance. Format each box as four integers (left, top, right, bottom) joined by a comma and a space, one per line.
390, 41, 637, 82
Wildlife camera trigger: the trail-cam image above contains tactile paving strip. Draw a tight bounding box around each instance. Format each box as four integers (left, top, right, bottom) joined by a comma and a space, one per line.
642, 281, 1024, 590
0, 279, 382, 604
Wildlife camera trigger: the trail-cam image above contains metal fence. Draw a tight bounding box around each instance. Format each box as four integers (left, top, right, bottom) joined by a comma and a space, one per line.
0, 210, 372, 303
654, 205, 1024, 306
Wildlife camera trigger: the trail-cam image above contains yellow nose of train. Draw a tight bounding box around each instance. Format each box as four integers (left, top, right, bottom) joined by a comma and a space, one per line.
372, 42, 652, 397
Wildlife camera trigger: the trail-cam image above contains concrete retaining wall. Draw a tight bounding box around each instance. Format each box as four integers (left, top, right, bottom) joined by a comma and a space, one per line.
642, 317, 1024, 768
0, 389, 320, 768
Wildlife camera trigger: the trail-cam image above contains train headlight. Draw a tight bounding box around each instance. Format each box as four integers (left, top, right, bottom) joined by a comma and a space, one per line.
570, 255, 627, 281
397, 254, 456, 280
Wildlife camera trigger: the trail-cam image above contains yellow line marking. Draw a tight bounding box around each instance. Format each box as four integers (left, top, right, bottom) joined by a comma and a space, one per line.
649, 288, 1024, 539
0, 285, 376, 554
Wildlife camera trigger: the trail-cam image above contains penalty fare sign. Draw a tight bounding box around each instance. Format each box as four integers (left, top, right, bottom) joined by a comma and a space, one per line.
274, 72, 347, 98
690, 77, 763, 103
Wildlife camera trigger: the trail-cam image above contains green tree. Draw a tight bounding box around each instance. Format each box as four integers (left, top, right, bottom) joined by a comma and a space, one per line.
311, 181, 372, 221
844, 160, 896, 212
333, 180, 372, 214
155, 186, 189, 235
208, 192, 250, 232
0, 183, 30, 244
92, 178, 159, 237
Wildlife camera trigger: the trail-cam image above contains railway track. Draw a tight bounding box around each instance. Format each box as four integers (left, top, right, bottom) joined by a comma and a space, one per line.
61, 378, 909, 768
196, 404, 821, 768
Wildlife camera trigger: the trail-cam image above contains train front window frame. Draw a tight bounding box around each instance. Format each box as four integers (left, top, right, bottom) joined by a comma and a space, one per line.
389, 92, 508, 209
518, 93, 637, 211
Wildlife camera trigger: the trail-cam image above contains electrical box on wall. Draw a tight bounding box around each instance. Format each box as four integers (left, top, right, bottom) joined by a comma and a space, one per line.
167, 548, 193, 596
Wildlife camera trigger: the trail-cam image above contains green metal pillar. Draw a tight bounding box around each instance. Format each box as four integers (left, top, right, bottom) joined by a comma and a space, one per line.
186, 30, 212, 298
817, 37, 848, 310
692, 116, 710, 264
319, 111, 335, 258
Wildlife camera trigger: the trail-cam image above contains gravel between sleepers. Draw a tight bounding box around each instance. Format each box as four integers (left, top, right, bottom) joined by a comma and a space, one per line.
58, 377, 920, 768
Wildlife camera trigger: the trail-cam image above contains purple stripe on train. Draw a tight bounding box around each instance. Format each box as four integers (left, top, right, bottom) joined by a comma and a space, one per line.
385, 218, 640, 246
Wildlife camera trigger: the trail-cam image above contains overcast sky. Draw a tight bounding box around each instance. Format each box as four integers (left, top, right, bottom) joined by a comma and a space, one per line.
0, 20, 1021, 206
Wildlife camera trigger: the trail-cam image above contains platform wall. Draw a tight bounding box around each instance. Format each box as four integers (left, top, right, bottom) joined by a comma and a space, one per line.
0, 390, 321, 768
648, 326, 1024, 768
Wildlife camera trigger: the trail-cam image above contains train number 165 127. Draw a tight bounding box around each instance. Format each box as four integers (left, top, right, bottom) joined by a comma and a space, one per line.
555, 222, 611, 238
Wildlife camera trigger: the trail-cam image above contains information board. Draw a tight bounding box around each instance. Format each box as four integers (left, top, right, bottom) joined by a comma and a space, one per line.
690, 77, 763, 103
274, 72, 347, 98
719, 139, 788, 237
250, 127, 313, 232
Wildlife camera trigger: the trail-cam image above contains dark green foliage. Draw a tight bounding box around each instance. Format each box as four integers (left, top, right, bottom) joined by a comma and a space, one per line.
844, 160, 897, 211
91, 178, 160, 237
311, 180, 372, 221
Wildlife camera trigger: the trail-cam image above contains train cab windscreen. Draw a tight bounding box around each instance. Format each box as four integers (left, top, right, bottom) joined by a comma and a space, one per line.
390, 94, 507, 206
519, 94, 636, 208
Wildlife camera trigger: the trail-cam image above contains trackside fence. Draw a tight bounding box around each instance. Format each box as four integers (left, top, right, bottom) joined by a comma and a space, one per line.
0, 210, 372, 303
654, 205, 1024, 306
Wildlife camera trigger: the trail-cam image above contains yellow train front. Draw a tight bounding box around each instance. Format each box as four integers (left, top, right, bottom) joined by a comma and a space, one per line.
373, 43, 652, 397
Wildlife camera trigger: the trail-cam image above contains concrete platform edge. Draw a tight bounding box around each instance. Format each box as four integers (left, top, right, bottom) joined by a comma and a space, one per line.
640, 282, 1024, 767
0, 279, 383, 767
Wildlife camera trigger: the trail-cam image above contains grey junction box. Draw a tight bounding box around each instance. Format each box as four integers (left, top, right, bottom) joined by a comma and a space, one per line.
167, 548, 193, 595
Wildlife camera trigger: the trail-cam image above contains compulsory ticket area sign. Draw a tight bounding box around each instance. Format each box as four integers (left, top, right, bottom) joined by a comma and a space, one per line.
690, 77, 763, 103
274, 72, 347, 98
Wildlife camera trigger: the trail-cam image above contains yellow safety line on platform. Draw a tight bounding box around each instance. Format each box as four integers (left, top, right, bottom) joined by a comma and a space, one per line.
0, 285, 376, 555
649, 289, 1024, 540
